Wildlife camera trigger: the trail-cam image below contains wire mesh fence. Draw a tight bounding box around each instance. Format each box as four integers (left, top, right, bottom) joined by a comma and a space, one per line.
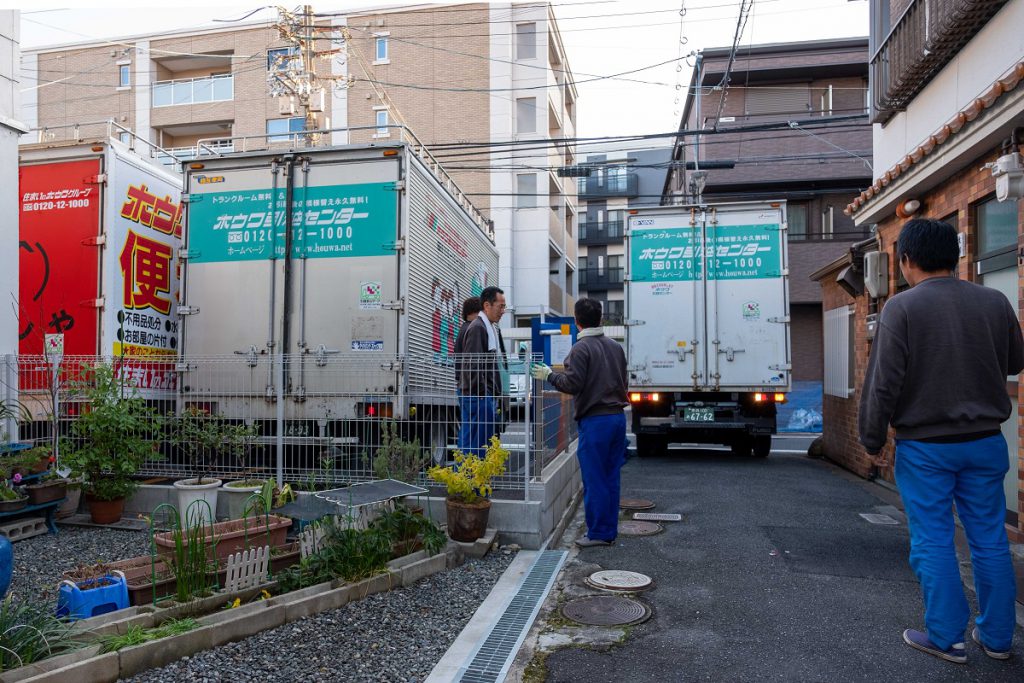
1, 353, 578, 494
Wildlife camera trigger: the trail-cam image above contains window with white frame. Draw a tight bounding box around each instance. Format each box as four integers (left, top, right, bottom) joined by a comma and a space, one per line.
824, 305, 854, 398
375, 36, 389, 62
516, 173, 537, 209
516, 23, 536, 60
119, 65, 130, 87
375, 109, 389, 136
119, 131, 132, 145
267, 46, 300, 71
267, 117, 305, 142
516, 97, 537, 134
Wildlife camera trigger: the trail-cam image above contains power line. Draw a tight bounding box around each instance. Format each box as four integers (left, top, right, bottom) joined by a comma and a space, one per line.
712, 0, 753, 131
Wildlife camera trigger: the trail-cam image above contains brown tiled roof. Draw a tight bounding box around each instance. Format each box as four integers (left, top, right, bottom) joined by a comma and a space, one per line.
845, 61, 1024, 216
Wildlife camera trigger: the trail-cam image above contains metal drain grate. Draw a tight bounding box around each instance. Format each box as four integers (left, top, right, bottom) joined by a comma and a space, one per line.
457, 550, 567, 683
562, 596, 652, 626
633, 512, 682, 522
618, 520, 664, 536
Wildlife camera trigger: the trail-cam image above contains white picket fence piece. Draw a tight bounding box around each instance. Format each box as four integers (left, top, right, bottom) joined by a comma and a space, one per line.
224, 545, 270, 592
299, 525, 326, 559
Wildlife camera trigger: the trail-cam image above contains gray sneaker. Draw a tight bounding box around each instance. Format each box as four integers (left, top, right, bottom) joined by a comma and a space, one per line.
972, 627, 1011, 660
575, 537, 614, 548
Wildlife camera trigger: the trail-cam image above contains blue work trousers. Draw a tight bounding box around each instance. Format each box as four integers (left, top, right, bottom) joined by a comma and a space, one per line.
895, 435, 1016, 651
577, 413, 627, 542
458, 395, 497, 457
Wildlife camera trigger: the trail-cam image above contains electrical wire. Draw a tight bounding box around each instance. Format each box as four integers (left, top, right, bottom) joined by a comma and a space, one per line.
711, 0, 753, 131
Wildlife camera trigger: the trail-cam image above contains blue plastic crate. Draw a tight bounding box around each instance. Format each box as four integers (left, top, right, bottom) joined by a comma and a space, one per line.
56, 571, 129, 621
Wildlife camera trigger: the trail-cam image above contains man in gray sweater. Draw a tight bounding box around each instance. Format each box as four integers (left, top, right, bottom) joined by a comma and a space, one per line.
859, 218, 1024, 664
457, 287, 507, 456
532, 298, 628, 547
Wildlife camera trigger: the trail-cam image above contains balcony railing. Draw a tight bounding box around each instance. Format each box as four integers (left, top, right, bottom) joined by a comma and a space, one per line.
156, 140, 235, 166
578, 268, 625, 290
577, 173, 638, 199
579, 220, 624, 245
602, 303, 624, 326
870, 0, 1008, 122
153, 74, 234, 108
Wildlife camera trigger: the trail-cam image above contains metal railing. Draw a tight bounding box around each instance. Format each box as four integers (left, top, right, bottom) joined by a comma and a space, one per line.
579, 268, 625, 289
870, 0, 1008, 121
156, 140, 234, 166
579, 220, 625, 244
3, 353, 576, 497
577, 173, 639, 199
25, 119, 184, 168
152, 74, 234, 108
196, 124, 493, 242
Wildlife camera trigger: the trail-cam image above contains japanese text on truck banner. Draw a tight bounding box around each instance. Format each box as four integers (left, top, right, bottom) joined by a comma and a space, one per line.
630, 224, 781, 282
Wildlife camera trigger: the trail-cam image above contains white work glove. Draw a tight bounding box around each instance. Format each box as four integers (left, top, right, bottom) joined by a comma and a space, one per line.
530, 363, 552, 381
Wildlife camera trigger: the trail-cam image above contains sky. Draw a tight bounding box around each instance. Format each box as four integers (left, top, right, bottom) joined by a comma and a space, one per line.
12, 0, 870, 141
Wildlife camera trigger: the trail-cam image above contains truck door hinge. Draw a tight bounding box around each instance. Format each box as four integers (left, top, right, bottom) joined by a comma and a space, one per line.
382, 299, 404, 311
624, 319, 646, 327
767, 269, 790, 277
312, 344, 340, 367
177, 306, 200, 316
81, 235, 106, 246
84, 174, 107, 185
387, 239, 406, 252
175, 362, 193, 372
769, 363, 793, 371
178, 248, 200, 260
83, 297, 105, 309
767, 316, 791, 324
718, 347, 745, 362
387, 181, 405, 192
381, 360, 403, 372
233, 346, 260, 367
627, 364, 646, 373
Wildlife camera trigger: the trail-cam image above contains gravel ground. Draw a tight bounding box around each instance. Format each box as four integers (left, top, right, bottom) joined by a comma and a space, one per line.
9, 526, 151, 608
124, 549, 517, 683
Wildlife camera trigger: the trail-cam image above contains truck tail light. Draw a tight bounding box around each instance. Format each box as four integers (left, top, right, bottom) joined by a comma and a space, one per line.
630, 393, 642, 402
754, 393, 765, 403
774, 393, 786, 403
650, 393, 660, 402
629, 393, 661, 403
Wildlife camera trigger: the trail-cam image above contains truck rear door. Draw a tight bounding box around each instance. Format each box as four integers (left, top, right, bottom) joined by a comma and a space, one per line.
703, 204, 789, 390
626, 210, 707, 389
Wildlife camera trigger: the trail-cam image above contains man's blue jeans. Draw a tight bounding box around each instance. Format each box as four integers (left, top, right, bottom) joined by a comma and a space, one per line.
458, 395, 497, 457
577, 413, 627, 541
895, 435, 1016, 651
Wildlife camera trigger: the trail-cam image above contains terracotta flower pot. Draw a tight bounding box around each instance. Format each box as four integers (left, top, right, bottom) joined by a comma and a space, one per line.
0, 496, 27, 513
86, 495, 125, 524
26, 479, 68, 505
445, 498, 491, 542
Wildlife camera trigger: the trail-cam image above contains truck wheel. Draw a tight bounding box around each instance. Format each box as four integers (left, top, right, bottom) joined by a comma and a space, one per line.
730, 438, 752, 457
636, 435, 667, 458
753, 435, 772, 458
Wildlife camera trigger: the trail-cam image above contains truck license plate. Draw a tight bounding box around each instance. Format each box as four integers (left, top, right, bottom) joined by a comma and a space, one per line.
683, 407, 715, 422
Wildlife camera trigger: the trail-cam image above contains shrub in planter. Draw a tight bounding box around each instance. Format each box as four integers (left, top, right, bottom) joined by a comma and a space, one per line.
172, 407, 256, 522
275, 518, 393, 592
62, 365, 162, 524
370, 504, 447, 558
0, 475, 27, 512
372, 421, 425, 485
427, 436, 509, 542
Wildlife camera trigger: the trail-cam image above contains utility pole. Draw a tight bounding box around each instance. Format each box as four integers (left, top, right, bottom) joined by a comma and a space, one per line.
268, 4, 348, 145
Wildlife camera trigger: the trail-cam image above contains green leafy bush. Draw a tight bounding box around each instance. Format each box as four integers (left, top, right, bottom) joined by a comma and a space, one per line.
276, 519, 393, 592
0, 598, 79, 671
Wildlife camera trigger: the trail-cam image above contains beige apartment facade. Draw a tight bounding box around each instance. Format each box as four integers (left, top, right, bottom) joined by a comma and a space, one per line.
20, 2, 578, 320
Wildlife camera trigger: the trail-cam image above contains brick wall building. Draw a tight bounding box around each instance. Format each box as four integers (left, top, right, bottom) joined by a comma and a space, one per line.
816, 0, 1024, 539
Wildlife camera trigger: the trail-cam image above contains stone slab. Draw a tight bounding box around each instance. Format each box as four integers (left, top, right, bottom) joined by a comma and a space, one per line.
206, 605, 287, 647
8, 652, 119, 683
284, 584, 354, 622
117, 626, 214, 679
0, 646, 103, 683
399, 552, 447, 587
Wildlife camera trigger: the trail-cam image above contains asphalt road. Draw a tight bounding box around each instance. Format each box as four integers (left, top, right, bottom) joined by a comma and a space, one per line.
537, 444, 1024, 682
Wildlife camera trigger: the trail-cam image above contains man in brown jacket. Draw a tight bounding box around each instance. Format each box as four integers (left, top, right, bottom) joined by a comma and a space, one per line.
532, 298, 628, 547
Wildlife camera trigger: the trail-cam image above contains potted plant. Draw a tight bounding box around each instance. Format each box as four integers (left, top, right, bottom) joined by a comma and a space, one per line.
217, 420, 263, 519
173, 407, 255, 522
427, 436, 509, 542
0, 475, 27, 513
24, 468, 68, 506
62, 364, 162, 524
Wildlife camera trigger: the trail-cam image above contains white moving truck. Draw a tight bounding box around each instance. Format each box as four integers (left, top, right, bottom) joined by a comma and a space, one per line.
178, 143, 499, 464
624, 201, 791, 458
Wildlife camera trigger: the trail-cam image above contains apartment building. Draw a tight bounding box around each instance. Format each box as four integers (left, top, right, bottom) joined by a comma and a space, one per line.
816, 0, 1024, 538
576, 143, 671, 325
665, 38, 873, 418
19, 2, 578, 323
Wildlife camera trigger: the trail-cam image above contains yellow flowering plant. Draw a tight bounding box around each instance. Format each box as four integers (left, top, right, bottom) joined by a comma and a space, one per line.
427, 437, 510, 504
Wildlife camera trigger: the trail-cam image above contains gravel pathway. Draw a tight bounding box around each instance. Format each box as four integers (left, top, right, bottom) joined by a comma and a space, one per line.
9, 526, 151, 608
124, 549, 517, 683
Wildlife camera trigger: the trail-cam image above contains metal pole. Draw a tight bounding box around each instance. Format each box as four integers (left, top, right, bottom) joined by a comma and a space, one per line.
275, 352, 285, 487
523, 363, 532, 503
3, 355, 15, 446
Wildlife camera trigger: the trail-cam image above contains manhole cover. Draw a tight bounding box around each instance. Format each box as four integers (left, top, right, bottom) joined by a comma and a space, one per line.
619, 498, 654, 510
585, 569, 653, 592
633, 512, 682, 522
618, 520, 664, 536
561, 596, 651, 626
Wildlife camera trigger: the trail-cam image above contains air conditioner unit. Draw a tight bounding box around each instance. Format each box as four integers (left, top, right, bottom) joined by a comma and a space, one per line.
864, 251, 888, 299
279, 97, 297, 115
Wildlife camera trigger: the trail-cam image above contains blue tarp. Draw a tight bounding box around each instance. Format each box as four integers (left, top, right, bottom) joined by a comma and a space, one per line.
777, 381, 823, 433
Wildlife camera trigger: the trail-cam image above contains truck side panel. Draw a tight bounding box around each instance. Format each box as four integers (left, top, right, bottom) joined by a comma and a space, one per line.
18, 159, 103, 359
404, 157, 498, 400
